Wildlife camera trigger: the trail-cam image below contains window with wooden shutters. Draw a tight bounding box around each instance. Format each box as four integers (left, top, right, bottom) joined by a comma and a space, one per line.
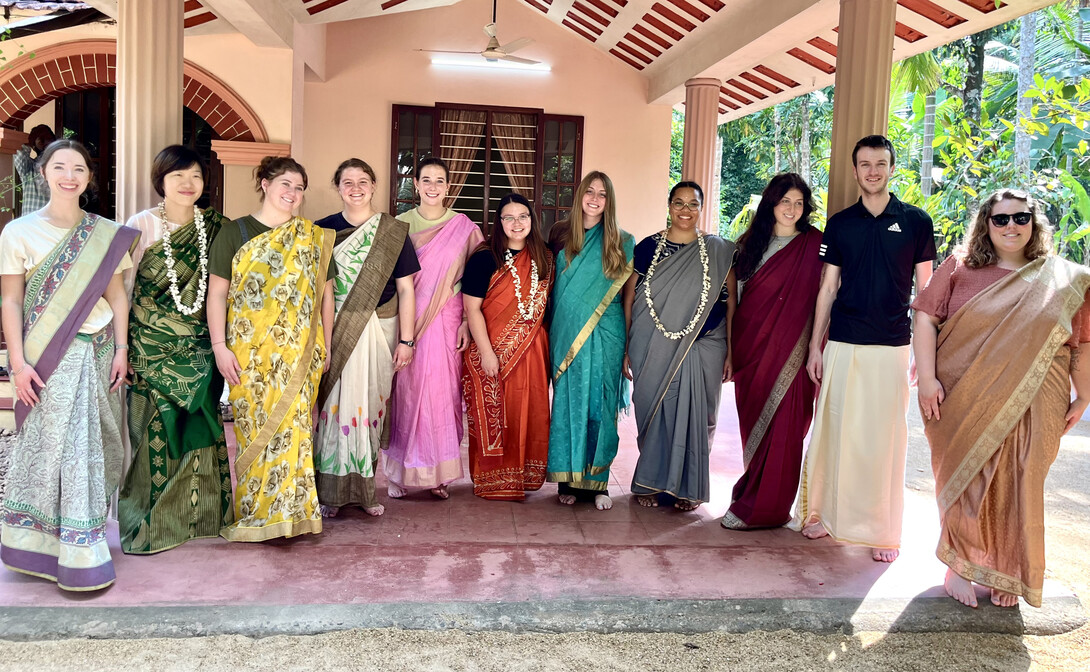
391, 104, 582, 235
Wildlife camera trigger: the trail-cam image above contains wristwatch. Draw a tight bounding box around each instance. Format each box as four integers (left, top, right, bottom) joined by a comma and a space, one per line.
399, 339, 416, 348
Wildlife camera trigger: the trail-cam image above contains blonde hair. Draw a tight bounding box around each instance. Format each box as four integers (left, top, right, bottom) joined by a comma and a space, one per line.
556, 171, 628, 279
958, 188, 1053, 269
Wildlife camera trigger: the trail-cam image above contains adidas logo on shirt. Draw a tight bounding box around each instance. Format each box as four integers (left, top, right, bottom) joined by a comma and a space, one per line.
887, 222, 902, 233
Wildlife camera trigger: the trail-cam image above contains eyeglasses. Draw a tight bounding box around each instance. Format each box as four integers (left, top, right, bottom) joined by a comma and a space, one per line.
670, 200, 701, 210
989, 212, 1033, 227
501, 213, 532, 225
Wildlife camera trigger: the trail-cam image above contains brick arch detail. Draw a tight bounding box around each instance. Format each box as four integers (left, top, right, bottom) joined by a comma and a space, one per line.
0, 39, 267, 142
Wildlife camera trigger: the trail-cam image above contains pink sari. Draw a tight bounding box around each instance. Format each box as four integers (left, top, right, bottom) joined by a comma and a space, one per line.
385, 213, 483, 488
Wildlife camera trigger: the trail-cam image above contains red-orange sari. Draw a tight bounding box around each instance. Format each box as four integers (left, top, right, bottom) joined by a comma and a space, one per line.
463, 250, 554, 500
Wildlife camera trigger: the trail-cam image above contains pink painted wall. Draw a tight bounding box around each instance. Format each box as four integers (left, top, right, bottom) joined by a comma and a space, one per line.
299, 0, 673, 241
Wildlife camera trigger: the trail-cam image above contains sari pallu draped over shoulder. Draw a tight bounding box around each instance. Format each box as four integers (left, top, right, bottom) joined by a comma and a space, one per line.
924, 255, 1090, 607
221, 217, 333, 542
629, 234, 735, 504
546, 224, 634, 491
386, 213, 483, 489
464, 251, 554, 500
315, 213, 408, 509
2, 215, 135, 591
725, 229, 823, 529
14, 215, 137, 429
119, 209, 233, 554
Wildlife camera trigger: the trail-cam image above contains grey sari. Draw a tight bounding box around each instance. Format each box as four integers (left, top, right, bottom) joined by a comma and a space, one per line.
629, 233, 735, 503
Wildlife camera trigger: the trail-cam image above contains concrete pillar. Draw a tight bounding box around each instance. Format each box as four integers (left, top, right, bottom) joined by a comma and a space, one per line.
827, 0, 897, 216
0, 129, 29, 227
681, 77, 722, 233
211, 140, 291, 220
115, 0, 184, 224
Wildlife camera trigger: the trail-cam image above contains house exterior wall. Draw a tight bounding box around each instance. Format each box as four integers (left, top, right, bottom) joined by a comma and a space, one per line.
299, 0, 673, 240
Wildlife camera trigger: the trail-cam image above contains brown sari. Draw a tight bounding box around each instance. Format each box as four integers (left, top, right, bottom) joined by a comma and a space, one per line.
463, 250, 554, 500
923, 255, 1090, 607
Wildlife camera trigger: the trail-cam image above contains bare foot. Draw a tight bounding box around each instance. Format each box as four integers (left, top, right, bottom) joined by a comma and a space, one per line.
872, 547, 900, 563
430, 485, 449, 499
558, 494, 577, 506
944, 568, 978, 608
674, 499, 700, 511
363, 504, 385, 517
594, 494, 613, 511
635, 495, 658, 508
801, 521, 829, 539
318, 505, 339, 518
387, 482, 406, 499
991, 588, 1019, 608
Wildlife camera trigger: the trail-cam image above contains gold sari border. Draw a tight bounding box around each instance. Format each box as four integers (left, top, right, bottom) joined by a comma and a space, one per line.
220, 518, 322, 543
546, 472, 610, 491
742, 316, 812, 468
938, 542, 1041, 607
554, 262, 632, 382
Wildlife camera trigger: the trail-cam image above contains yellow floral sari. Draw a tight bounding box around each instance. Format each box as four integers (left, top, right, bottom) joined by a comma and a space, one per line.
220, 217, 333, 542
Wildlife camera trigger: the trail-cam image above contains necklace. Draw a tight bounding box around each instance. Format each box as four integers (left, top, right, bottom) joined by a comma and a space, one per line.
505, 250, 540, 322
157, 202, 208, 316
643, 231, 710, 340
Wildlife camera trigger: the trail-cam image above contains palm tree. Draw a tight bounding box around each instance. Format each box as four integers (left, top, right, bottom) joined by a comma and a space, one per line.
893, 53, 942, 195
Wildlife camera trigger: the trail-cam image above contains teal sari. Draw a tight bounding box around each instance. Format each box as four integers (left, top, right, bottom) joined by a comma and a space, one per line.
546, 223, 634, 491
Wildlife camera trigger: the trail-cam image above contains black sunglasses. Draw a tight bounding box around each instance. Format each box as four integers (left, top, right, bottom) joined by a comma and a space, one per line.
989, 212, 1033, 227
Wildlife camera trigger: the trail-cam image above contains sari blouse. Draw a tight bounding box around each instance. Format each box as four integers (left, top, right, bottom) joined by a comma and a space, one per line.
913, 255, 1090, 348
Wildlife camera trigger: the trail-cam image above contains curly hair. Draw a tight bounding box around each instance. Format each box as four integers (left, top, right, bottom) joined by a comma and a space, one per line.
734, 173, 815, 282
959, 188, 1053, 269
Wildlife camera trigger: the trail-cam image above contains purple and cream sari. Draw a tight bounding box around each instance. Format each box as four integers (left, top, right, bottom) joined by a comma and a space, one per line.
385, 210, 483, 489
1, 214, 136, 591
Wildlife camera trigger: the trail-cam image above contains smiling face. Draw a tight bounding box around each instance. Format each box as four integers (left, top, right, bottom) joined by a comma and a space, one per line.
262, 170, 306, 214
500, 201, 532, 249
162, 163, 204, 211
668, 187, 702, 231
773, 188, 805, 231
43, 148, 91, 201
581, 178, 607, 224
852, 146, 894, 197
414, 165, 448, 208
987, 197, 1033, 259
337, 167, 375, 210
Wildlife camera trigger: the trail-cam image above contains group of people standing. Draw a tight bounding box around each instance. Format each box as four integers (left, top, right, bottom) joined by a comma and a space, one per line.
0, 134, 1084, 614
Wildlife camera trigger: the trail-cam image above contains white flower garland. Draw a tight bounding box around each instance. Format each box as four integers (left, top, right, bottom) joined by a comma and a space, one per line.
643, 231, 710, 340
157, 202, 209, 317
505, 249, 540, 322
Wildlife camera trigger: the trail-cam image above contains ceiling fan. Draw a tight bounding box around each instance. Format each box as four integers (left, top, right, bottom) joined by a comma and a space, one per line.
418, 0, 540, 65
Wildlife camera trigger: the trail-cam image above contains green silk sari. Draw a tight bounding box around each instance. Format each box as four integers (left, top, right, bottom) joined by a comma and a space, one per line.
546, 223, 634, 491
119, 208, 233, 554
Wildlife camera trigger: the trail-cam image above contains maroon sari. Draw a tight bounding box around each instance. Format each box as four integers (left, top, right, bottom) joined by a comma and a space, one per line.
723, 228, 823, 529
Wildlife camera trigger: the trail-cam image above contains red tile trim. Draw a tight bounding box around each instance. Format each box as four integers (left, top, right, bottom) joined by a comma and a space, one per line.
754, 64, 800, 88
787, 47, 835, 74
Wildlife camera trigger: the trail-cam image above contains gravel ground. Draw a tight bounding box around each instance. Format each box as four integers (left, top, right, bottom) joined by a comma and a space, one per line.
1, 397, 1089, 670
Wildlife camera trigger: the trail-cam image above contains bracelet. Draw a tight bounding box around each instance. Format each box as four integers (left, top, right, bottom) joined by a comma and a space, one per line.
11, 363, 26, 376
211, 340, 226, 346
115, 343, 129, 350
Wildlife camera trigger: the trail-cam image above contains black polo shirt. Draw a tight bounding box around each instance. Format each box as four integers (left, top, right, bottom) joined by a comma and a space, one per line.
820, 195, 935, 346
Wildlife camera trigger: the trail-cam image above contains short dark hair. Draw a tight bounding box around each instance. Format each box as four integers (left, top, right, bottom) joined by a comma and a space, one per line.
150, 145, 207, 198
332, 158, 377, 186
851, 135, 896, 167
28, 124, 55, 147
669, 180, 704, 205
415, 156, 449, 180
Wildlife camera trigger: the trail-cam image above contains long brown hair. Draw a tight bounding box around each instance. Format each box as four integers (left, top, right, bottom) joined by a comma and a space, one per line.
735, 173, 815, 282
959, 188, 1053, 269
554, 171, 627, 279
485, 193, 549, 279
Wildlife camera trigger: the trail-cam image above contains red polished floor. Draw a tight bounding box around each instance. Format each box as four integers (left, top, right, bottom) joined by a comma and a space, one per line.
0, 384, 1021, 609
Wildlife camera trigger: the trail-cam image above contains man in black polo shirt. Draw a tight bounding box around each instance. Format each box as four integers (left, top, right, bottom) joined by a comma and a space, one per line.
791, 135, 935, 563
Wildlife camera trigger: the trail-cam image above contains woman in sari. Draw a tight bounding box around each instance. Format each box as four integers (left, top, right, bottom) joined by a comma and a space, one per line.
314, 159, 419, 518
547, 171, 634, 511
385, 157, 483, 499
0, 139, 136, 590
626, 181, 736, 512
914, 189, 1090, 609
206, 156, 335, 542
118, 145, 232, 553
463, 193, 555, 500
722, 173, 823, 530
